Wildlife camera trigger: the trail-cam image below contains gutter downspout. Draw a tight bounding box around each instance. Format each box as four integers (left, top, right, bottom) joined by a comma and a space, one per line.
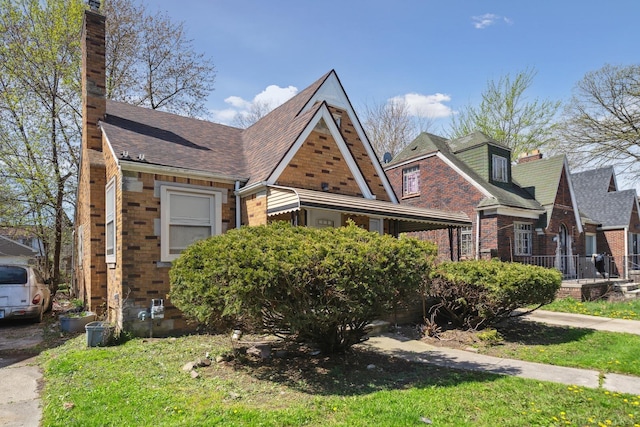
234, 181, 241, 229
475, 211, 481, 260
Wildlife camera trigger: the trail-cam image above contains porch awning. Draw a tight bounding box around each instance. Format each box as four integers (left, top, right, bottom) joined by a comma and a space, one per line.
266, 186, 471, 232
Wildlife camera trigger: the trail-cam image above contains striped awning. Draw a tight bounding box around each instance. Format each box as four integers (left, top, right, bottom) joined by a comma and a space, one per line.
266, 186, 470, 231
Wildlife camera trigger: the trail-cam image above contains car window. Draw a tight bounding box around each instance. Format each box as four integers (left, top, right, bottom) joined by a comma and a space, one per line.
0, 266, 28, 285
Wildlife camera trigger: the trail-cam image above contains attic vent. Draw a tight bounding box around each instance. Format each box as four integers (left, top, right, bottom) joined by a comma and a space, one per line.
332, 113, 342, 128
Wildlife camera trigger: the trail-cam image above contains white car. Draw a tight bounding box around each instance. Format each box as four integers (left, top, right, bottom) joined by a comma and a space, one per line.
0, 264, 51, 323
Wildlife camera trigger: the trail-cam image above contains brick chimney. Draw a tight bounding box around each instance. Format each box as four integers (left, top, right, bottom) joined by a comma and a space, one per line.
77, 1, 108, 314
81, 1, 106, 151
517, 149, 543, 164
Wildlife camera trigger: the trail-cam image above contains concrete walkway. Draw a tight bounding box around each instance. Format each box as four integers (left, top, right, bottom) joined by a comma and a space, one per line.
363, 311, 640, 395
519, 309, 640, 335
0, 356, 42, 427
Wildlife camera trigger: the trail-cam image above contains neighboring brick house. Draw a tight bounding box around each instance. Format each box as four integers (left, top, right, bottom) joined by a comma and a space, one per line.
75, 5, 470, 335
571, 166, 640, 278
385, 131, 584, 276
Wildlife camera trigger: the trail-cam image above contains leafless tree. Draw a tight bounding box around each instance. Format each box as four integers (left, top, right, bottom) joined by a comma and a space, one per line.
104, 0, 216, 117
231, 100, 273, 129
554, 64, 640, 179
363, 99, 419, 160
449, 68, 560, 159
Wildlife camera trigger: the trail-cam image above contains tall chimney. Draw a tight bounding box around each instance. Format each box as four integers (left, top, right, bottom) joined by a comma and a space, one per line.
81, 1, 106, 151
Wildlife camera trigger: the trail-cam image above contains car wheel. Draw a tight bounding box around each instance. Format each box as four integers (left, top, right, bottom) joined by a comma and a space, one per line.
34, 304, 44, 323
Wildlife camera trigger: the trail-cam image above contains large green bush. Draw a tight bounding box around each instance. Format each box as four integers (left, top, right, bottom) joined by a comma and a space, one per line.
429, 259, 561, 329
170, 222, 436, 353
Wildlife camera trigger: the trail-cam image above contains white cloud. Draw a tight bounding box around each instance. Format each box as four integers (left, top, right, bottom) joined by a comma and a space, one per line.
472, 13, 513, 29
389, 93, 453, 119
211, 84, 298, 125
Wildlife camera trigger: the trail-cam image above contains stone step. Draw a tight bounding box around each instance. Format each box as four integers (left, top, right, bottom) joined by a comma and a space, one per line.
614, 283, 639, 292
365, 320, 390, 336
622, 288, 640, 299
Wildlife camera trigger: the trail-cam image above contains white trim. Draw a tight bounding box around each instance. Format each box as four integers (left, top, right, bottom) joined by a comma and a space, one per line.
300, 71, 399, 203
267, 105, 375, 199
384, 152, 438, 171
160, 185, 222, 262
480, 206, 545, 219
437, 152, 495, 198
513, 222, 533, 256
105, 177, 116, 264
563, 157, 584, 234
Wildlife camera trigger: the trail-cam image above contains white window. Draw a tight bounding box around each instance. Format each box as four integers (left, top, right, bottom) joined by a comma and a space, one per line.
105, 178, 116, 264
460, 226, 473, 257
585, 233, 597, 256
514, 222, 532, 255
402, 166, 420, 196
161, 186, 222, 262
492, 154, 508, 183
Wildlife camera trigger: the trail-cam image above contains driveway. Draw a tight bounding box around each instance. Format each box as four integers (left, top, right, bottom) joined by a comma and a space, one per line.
0, 319, 45, 427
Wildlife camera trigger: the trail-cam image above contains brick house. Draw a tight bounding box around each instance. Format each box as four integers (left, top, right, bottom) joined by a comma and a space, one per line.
75, 5, 470, 335
384, 132, 585, 276
571, 166, 640, 278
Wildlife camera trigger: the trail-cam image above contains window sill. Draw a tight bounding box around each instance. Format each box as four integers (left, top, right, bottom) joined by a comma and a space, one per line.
402, 193, 421, 200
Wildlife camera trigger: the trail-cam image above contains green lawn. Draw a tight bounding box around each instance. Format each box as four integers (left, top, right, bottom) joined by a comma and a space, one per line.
543, 297, 640, 320
479, 320, 640, 376
40, 334, 640, 427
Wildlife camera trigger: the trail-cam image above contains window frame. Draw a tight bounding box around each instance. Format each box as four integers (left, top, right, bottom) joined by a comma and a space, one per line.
402, 166, 420, 197
105, 178, 116, 264
160, 186, 222, 262
492, 154, 508, 183
585, 233, 597, 256
514, 222, 533, 256
460, 226, 473, 257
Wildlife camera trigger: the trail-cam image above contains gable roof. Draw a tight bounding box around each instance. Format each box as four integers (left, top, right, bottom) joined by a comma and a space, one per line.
571, 167, 617, 195
100, 70, 398, 202
512, 155, 583, 231
571, 167, 638, 229
386, 132, 543, 213
0, 235, 37, 258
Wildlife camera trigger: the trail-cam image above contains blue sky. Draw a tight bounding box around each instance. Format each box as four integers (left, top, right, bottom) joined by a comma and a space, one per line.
149, 0, 638, 136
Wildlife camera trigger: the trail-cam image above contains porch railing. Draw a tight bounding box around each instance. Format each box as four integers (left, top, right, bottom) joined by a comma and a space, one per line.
512, 255, 617, 281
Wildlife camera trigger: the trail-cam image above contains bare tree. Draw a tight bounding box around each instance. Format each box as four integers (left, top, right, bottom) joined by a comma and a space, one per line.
104, 0, 216, 117
449, 68, 560, 159
554, 64, 640, 179
363, 99, 418, 159
231, 100, 273, 129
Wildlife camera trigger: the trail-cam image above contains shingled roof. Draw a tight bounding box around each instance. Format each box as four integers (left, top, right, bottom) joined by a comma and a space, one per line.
571, 167, 638, 229
387, 131, 543, 212
101, 71, 338, 185
103, 100, 246, 180
0, 235, 37, 258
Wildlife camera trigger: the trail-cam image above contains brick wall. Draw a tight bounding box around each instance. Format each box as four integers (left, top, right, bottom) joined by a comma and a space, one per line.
386, 154, 485, 261
276, 108, 391, 202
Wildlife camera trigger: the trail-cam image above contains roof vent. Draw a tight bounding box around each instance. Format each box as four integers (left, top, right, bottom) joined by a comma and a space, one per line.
121, 151, 130, 159
137, 153, 146, 161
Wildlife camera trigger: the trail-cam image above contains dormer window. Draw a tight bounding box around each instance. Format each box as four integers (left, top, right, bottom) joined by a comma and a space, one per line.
492, 154, 508, 183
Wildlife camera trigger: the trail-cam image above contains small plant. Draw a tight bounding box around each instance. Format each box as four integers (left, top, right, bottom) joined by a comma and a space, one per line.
477, 328, 503, 345
71, 298, 84, 312
419, 313, 442, 338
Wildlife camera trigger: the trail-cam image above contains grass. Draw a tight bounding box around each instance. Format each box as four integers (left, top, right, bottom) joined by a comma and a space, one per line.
40, 333, 640, 427
473, 320, 640, 376
543, 297, 640, 320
